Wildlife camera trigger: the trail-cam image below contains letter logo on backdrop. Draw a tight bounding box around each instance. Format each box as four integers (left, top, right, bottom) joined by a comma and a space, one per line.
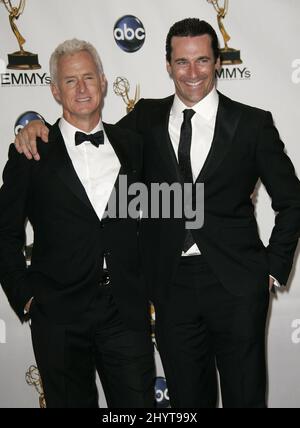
155, 377, 170, 408
0, 1, 50, 87
206, 0, 251, 80
0, 0, 41, 70
114, 15, 146, 53
207, 0, 242, 65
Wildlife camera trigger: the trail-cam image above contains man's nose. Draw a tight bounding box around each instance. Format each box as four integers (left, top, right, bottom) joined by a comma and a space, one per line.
187, 63, 198, 79
77, 79, 87, 92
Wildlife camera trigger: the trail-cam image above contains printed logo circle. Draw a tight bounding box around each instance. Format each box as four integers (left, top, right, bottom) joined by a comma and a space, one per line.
14, 111, 44, 135
155, 377, 169, 408
114, 15, 146, 53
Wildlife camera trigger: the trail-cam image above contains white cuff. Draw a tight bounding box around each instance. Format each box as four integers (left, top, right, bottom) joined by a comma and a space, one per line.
270, 275, 282, 288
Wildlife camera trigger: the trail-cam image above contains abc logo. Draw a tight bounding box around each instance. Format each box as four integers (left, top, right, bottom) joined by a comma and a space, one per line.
114, 15, 146, 53
14, 111, 44, 136
155, 377, 170, 408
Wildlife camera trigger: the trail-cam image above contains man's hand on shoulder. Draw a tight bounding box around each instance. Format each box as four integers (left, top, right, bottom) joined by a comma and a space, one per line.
14, 120, 49, 161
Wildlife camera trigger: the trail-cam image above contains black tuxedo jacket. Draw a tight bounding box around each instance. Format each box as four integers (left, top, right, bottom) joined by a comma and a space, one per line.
118, 92, 300, 302
0, 121, 149, 329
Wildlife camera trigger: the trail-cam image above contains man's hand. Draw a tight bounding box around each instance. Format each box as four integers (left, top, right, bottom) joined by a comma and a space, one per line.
14, 120, 49, 161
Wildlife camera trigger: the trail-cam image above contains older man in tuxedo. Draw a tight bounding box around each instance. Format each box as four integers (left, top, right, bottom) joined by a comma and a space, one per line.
0, 39, 155, 408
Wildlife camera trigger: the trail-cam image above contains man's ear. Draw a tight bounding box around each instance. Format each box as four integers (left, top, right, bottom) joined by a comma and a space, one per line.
215, 57, 221, 72
166, 61, 172, 78
100, 73, 108, 94
51, 83, 62, 104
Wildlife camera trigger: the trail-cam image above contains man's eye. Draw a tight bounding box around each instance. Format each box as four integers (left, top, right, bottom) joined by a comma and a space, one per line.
198, 59, 209, 64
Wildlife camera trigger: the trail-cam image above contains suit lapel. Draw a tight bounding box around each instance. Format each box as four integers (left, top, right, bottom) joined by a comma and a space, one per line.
46, 121, 141, 222
152, 96, 182, 182
151, 93, 242, 184
196, 92, 242, 183
47, 121, 96, 213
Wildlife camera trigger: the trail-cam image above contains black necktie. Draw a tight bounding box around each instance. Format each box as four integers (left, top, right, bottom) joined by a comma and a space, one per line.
75, 130, 104, 148
178, 109, 196, 253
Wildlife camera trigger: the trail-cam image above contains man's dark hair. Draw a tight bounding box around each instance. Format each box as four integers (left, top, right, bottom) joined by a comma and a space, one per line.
166, 18, 220, 63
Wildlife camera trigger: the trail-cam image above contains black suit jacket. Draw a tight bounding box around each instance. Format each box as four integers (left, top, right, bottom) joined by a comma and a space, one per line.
0, 121, 149, 329
118, 92, 300, 302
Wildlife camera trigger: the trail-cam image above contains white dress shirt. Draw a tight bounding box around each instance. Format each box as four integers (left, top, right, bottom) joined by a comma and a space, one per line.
168, 88, 219, 256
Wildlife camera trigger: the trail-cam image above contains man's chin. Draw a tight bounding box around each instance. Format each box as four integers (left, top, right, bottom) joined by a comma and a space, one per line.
181, 95, 204, 107
73, 107, 96, 116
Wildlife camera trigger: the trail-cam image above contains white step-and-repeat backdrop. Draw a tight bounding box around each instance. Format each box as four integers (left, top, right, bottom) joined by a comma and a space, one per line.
0, 0, 299, 408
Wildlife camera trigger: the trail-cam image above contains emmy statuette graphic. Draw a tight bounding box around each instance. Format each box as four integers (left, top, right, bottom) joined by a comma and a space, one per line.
113, 76, 140, 113
207, 0, 242, 65
26, 365, 46, 408
1, 0, 41, 69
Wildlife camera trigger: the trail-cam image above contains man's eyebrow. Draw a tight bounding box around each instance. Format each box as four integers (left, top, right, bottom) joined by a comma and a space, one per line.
174, 55, 210, 62
63, 73, 94, 79
174, 57, 188, 62
63, 75, 76, 80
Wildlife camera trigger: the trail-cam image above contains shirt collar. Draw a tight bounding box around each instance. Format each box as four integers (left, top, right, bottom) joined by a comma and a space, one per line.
171, 87, 219, 121
59, 117, 104, 149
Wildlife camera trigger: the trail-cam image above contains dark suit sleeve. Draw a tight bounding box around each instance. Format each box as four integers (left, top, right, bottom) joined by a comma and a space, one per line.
256, 112, 300, 285
0, 144, 33, 321
117, 99, 144, 132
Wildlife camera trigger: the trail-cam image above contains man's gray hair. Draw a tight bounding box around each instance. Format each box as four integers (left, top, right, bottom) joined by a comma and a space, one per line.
50, 38, 104, 84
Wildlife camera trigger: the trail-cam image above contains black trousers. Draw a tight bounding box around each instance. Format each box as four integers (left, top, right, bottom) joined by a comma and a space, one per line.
30, 287, 155, 408
155, 256, 270, 408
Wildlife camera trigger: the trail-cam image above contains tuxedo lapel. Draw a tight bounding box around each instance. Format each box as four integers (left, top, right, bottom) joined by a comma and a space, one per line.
47, 121, 96, 213
47, 121, 142, 221
196, 92, 242, 183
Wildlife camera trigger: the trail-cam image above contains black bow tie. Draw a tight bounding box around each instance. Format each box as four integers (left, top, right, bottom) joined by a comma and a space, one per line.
75, 130, 104, 148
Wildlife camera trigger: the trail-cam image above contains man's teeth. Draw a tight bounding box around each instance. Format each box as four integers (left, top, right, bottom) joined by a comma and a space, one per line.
185, 81, 202, 87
